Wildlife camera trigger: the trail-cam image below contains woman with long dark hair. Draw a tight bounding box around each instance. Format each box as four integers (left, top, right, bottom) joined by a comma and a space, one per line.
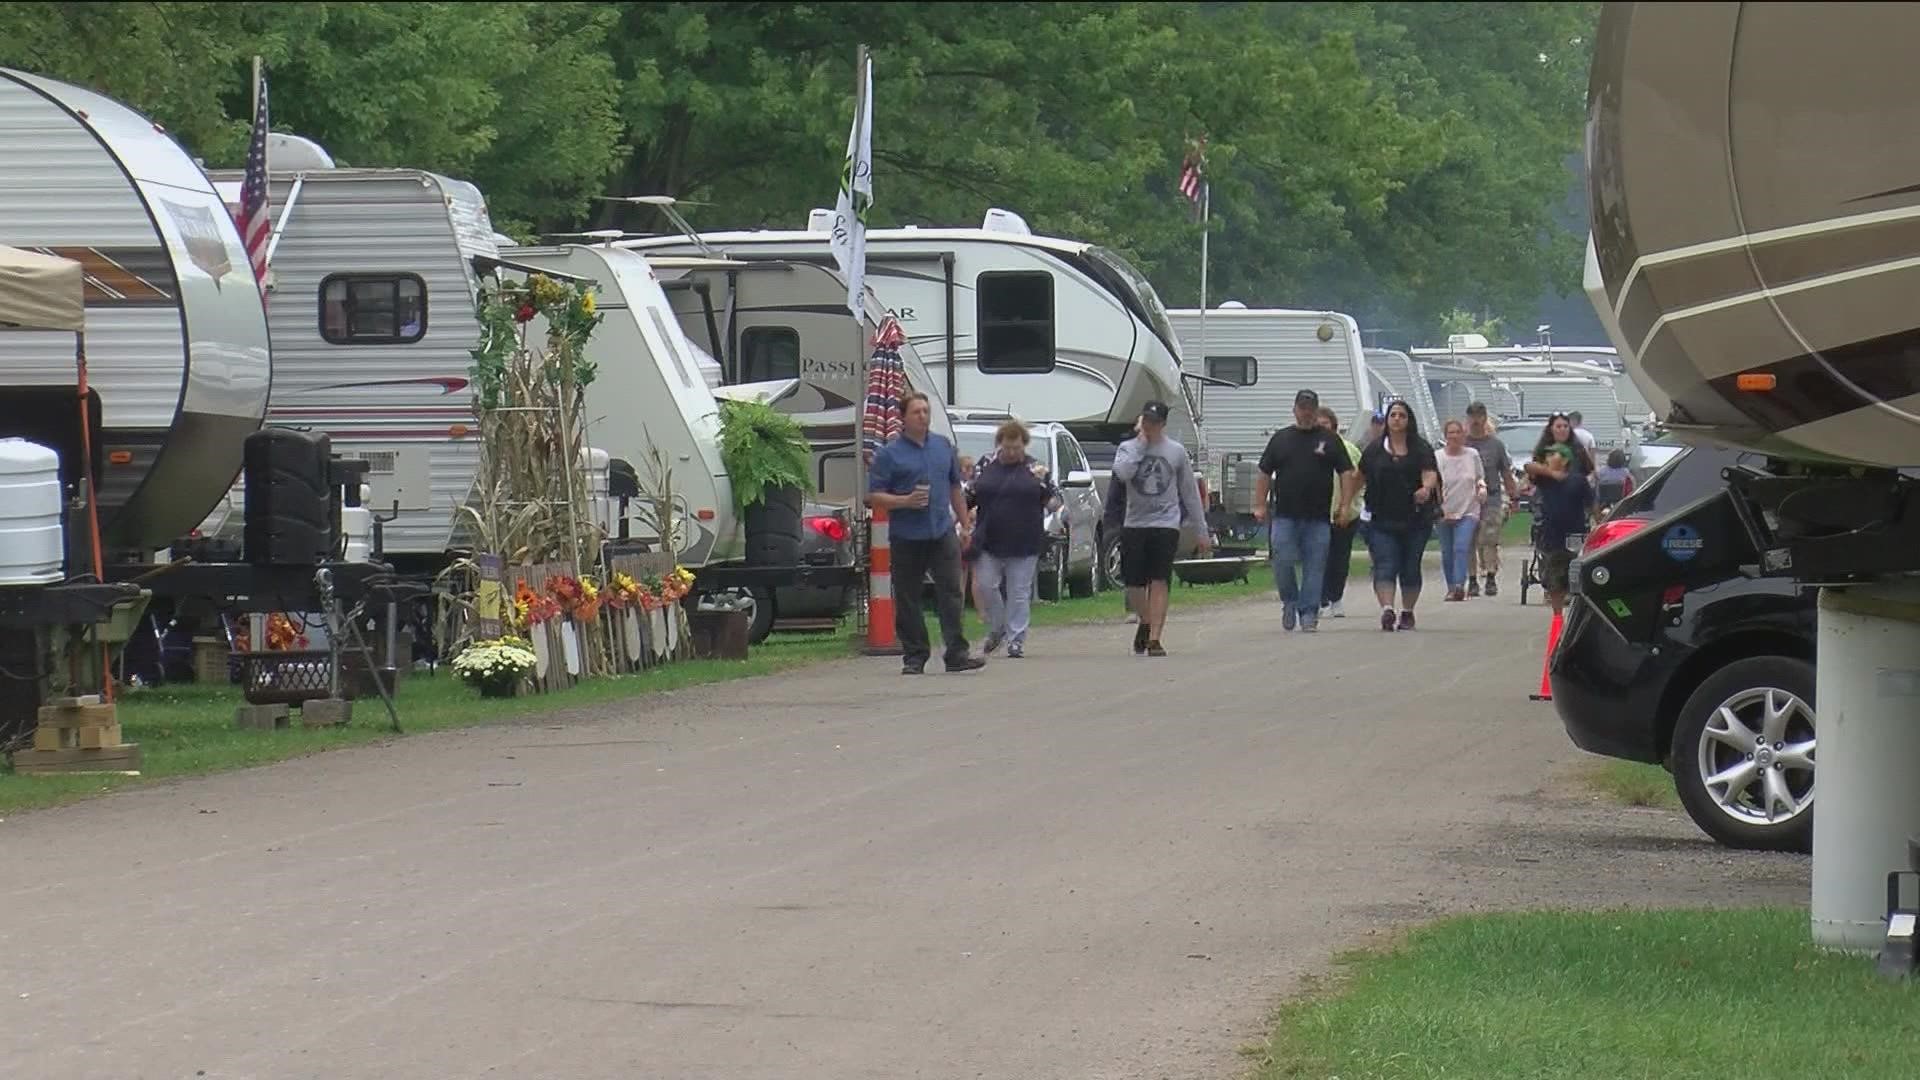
1359, 400, 1440, 631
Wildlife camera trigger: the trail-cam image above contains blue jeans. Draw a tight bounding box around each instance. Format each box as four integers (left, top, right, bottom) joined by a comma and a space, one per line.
1366, 520, 1433, 599
1436, 516, 1479, 592
1269, 517, 1331, 626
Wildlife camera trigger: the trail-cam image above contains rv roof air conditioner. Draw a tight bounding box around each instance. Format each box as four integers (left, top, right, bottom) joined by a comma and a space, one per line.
1447, 333, 1489, 350
806, 208, 834, 232
981, 208, 1031, 236
265, 132, 335, 169
1218, 300, 1248, 310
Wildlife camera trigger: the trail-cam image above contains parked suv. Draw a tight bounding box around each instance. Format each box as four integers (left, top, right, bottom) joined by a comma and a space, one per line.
951, 416, 1104, 600
1550, 438, 1817, 852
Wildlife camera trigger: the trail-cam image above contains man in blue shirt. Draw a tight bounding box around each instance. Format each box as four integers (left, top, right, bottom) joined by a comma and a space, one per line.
868, 392, 985, 675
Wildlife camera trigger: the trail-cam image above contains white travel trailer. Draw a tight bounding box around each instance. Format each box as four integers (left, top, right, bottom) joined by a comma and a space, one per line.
1498, 374, 1632, 451
0, 68, 271, 557
1470, 357, 1656, 431
1167, 303, 1370, 467
622, 209, 1199, 470
203, 150, 499, 565
1420, 362, 1520, 424
642, 254, 955, 503
1362, 349, 1442, 438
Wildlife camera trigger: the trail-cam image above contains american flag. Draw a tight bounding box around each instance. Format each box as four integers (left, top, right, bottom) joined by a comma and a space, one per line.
1178, 136, 1207, 217
237, 71, 271, 292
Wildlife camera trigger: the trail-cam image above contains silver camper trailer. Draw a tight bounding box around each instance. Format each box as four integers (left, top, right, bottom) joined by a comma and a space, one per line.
1362, 349, 1442, 438
643, 253, 956, 505
205, 147, 499, 567
1, 71, 416, 726
1166, 304, 1369, 535
0, 68, 271, 556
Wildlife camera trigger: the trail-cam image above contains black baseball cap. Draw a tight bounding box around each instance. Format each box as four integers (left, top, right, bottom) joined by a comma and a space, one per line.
1295, 389, 1319, 408
1140, 400, 1170, 423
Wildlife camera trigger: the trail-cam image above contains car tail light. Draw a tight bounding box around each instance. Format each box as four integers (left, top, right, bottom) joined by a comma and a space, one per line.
806, 515, 849, 543
1583, 514, 1649, 554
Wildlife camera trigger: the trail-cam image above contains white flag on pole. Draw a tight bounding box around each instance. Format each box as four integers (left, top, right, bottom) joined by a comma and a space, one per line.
831, 50, 873, 316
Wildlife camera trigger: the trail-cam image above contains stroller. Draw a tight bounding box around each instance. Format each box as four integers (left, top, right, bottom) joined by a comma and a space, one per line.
1519, 513, 1546, 606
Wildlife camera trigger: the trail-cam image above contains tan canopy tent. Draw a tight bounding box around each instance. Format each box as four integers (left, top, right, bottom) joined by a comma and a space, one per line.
0, 244, 84, 332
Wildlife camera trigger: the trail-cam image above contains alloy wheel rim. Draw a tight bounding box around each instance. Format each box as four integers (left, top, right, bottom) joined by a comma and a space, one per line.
1695, 685, 1815, 827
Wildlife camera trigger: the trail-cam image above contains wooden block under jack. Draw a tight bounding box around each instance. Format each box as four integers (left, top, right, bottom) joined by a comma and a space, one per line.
233, 703, 292, 731
36, 702, 118, 729
77, 723, 122, 749
11, 743, 142, 776
299, 698, 352, 728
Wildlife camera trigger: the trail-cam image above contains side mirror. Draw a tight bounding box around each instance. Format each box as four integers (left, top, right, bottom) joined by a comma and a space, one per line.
1064, 469, 1093, 488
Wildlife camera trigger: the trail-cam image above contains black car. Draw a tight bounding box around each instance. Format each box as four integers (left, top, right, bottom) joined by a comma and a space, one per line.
1550, 439, 1817, 852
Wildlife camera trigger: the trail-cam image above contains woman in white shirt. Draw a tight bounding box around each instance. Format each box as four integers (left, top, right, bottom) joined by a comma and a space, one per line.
1436, 419, 1488, 602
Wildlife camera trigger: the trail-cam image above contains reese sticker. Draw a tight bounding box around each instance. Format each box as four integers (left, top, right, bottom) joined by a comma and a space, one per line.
1661, 524, 1704, 562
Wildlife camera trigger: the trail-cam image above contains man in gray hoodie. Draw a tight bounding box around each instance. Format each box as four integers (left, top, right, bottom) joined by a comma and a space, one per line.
1111, 400, 1210, 656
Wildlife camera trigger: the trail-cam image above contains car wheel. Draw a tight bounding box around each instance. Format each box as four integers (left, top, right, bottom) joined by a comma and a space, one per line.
1068, 558, 1096, 599
1100, 532, 1124, 592
1038, 542, 1064, 601
1668, 655, 1815, 853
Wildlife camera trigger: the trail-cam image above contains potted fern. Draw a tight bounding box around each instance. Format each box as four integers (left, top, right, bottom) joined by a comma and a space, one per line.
717, 399, 812, 566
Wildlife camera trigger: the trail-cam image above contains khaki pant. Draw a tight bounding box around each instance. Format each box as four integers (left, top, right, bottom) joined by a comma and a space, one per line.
1469, 498, 1507, 579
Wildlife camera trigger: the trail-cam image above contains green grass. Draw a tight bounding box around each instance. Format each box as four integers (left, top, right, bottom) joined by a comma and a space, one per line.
0, 570, 1280, 815
1250, 908, 1920, 1080
0, 631, 850, 815
1581, 758, 1680, 809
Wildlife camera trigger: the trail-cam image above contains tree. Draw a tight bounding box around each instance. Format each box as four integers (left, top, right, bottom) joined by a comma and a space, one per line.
0, 2, 622, 232
0, 2, 1598, 339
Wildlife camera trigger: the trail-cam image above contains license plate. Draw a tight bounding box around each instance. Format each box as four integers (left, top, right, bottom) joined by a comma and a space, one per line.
1564, 533, 1587, 553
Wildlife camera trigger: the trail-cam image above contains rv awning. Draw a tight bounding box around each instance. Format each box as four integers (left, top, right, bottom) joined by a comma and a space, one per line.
0, 245, 84, 332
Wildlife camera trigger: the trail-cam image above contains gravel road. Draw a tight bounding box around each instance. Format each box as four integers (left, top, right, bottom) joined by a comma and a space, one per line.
0, 575, 1808, 1079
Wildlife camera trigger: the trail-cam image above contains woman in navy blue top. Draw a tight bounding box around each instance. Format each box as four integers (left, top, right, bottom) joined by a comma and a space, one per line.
967, 419, 1061, 658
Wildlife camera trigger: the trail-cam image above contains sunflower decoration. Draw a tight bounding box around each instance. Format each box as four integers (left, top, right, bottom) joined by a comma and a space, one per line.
514, 579, 560, 630
605, 571, 643, 611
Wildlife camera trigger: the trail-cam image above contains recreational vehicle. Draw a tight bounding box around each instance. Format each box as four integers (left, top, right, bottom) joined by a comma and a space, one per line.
1420, 363, 1520, 426
0, 67, 271, 558
621, 209, 1201, 470
496, 244, 863, 640
203, 150, 499, 568
1584, 1, 1920, 469
642, 254, 955, 503
1168, 304, 1371, 446
1362, 348, 1441, 438
1165, 304, 1367, 536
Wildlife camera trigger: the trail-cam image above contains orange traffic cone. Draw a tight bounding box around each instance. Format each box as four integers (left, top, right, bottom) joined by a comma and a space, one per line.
1529, 610, 1565, 701
863, 507, 903, 656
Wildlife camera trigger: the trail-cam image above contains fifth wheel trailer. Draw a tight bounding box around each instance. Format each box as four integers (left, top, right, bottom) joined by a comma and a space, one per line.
1580, 0, 1920, 955
621, 209, 1205, 477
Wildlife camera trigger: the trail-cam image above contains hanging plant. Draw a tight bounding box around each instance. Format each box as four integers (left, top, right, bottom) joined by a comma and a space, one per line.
717, 399, 813, 510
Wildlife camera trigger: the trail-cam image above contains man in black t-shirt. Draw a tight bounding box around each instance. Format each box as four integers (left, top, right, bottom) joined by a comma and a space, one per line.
1253, 389, 1360, 632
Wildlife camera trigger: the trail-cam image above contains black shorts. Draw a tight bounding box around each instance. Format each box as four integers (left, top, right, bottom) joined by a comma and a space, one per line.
1121, 527, 1181, 587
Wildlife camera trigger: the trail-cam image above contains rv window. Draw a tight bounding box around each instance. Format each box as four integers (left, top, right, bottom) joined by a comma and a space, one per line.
319, 274, 427, 345
741, 326, 801, 383
976, 271, 1055, 374
1206, 356, 1256, 387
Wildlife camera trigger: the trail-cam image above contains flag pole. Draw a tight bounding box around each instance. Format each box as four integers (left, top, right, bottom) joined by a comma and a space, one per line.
852, 42, 871, 518
1196, 178, 1210, 420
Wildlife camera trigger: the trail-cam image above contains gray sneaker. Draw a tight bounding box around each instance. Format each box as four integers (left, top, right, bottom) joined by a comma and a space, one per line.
1282, 605, 1298, 631
983, 633, 1004, 655
1007, 642, 1025, 659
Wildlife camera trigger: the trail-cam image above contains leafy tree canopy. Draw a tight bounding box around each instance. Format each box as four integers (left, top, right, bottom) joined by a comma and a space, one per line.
0, 1, 1597, 342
